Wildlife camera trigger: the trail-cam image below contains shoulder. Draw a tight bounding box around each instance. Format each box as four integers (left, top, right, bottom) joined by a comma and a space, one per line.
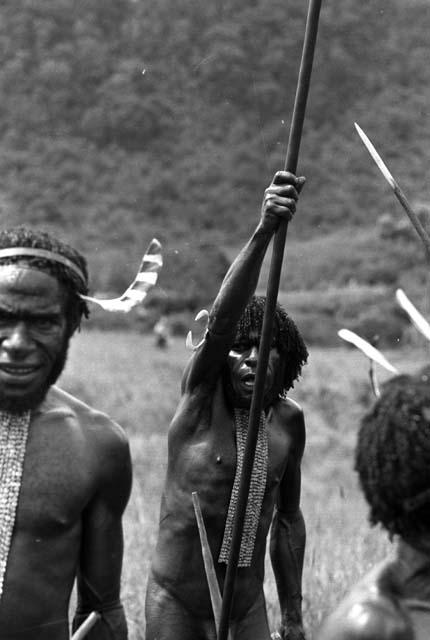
269, 397, 305, 458
318, 598, 413, 640
318, 561, 414, 640
273, 396, 305, 435
277, 396, 303, 418
42, 385, 130, 457
37, 388, 131, 510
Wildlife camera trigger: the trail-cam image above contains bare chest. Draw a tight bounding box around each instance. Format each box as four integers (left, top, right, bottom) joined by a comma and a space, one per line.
13, 414, 96, 536
168, 398, 293, 517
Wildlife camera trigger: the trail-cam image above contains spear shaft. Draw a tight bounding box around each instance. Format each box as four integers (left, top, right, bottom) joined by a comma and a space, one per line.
354, 123, 430, 262
217, 2, 323, 639
71, 612, 100, 640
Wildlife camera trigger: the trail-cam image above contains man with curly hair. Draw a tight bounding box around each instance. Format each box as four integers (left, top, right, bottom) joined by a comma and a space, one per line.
145, 171, 309, 640
317, 374, 430, 640
0, 227, 132, 640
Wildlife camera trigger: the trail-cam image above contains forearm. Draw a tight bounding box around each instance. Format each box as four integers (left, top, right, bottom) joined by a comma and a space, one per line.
270, 508, 306, 627
208, 224, 272, 335
73, 602, 127, 640
208, 170, 304, 336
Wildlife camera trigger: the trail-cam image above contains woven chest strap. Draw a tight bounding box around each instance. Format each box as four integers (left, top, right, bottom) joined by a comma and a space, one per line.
218, 408, 268, 567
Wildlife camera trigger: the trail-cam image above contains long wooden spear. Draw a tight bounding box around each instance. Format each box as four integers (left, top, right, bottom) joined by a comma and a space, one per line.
354, 123, 430, 262
217, 2, 323, 639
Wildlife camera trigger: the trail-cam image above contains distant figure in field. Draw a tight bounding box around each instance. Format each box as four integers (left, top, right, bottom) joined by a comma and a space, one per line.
317, 375, 430, 640
145, 171, 309, 640
153, 315, 169, 349
0, 227, 132, 640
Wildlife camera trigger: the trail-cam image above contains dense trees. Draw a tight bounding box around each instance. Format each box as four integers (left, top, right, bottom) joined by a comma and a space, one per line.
0, 0, 429, 304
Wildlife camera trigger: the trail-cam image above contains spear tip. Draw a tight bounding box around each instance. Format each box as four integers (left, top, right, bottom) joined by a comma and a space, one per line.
354, 122, 396, 190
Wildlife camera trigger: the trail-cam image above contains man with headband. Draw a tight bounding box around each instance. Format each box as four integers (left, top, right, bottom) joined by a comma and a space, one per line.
317, 374, 430, 640
145, 171, 309, 640
0, 227, 132, 639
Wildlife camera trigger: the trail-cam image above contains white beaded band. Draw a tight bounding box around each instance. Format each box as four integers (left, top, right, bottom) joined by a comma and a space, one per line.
0, 411, 31, 599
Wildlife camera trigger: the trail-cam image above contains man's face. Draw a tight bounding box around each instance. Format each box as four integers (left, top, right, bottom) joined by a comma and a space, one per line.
0, 265, 69, 412
225, 329, 282, 408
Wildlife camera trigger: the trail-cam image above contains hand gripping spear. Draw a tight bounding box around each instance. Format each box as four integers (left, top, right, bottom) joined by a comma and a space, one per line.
217, 2, 323, 639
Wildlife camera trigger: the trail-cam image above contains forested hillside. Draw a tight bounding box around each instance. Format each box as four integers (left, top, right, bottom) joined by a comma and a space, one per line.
1, 0, 430, 337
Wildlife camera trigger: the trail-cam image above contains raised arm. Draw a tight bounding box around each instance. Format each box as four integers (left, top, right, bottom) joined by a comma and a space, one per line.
183, 171, 305, 392
72, 422, 132, 640
270, 404, 306, 640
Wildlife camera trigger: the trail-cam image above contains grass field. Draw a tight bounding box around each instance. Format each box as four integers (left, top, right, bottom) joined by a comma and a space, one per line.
59, 329, 430, 639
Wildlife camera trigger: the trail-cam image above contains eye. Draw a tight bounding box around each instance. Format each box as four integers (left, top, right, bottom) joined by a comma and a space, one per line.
33, 317, 58, 331
35, 319, 52, 330
0, 312, 11, 326
232, 341, 249, 352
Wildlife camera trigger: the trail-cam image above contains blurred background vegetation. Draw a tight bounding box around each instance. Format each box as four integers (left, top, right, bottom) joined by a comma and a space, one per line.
1, 0, 430, 346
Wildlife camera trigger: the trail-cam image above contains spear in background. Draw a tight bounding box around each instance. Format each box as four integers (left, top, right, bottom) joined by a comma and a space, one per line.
338, 328, 399, 397
354, 123, 430, 262
396, 288, 430, 342
217, 2, 323, 638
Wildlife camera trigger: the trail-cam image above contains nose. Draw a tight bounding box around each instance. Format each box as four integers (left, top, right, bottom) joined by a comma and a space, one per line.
2, 322, 33, 357
245, 345, 259, 363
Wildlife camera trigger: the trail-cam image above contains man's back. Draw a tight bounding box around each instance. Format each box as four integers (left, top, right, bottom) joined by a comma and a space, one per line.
318, 544, 430, 640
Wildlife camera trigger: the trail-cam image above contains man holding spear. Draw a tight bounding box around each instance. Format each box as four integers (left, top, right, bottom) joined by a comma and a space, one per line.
145, 170, 308, 640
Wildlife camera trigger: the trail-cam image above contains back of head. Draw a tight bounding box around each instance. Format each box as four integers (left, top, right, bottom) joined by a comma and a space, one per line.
355, 375, 430, 540
0, 226, 89, 333
234, 295, 308, 394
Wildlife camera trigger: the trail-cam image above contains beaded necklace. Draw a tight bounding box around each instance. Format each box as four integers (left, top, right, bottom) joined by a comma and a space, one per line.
0, 410, 31, 599
219, 408, 268, 567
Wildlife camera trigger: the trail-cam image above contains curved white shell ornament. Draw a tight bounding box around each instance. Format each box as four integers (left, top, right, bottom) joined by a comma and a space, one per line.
186, 309, 210, 351
80, 238, 162, 313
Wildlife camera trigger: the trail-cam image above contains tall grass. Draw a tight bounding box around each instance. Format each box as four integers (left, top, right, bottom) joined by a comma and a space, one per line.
60, 329, 430, 639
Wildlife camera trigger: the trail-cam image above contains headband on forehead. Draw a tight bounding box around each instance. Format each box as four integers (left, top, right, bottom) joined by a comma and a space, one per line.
0, 247, 87, 284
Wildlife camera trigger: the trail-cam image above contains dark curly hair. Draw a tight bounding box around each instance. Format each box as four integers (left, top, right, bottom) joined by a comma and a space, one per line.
0, 226, 89, 334
232, 295, 308, 394
355, 375, 430, 539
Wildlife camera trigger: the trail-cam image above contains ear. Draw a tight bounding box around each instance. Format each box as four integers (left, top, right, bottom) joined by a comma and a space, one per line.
64, 294, 81, 337
65, 315, 80, 338
273, 356, 287, 398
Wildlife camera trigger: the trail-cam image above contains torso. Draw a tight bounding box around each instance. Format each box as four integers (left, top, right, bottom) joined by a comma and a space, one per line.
151, 378, 301, 620
0, 386, 120, 640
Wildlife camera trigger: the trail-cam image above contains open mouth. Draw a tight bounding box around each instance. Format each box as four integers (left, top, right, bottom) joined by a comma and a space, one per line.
241, 373, 255, 387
